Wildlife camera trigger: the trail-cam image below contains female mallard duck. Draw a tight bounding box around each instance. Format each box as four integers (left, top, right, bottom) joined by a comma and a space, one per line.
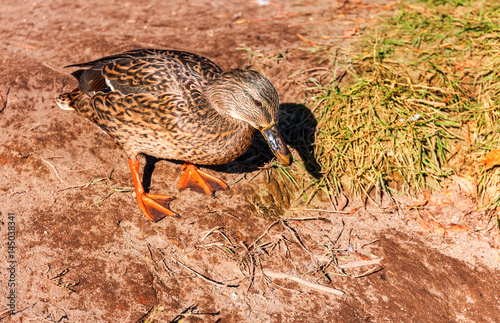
56, 49, 291, 222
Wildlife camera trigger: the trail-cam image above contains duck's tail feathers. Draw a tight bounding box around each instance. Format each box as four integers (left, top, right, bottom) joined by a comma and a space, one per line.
56, 93, 75, 110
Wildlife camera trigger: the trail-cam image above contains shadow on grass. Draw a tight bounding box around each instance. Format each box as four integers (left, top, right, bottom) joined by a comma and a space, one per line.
279, 102, 320, 178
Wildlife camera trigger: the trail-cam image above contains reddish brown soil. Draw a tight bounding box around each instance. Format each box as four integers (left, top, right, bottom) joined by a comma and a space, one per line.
1, 0, 499, 322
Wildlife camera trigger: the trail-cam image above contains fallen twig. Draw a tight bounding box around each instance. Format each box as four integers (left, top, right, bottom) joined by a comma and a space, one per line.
249, 220, 280, 250
263, 269, 345, 296
339, 258, 383, 269
235, 11, 309, 24
349, 266, 382, 278
176, 260, 239, 288
42, 62, 70, 75
240, 241, 256, 293
281, 219, 312, 255
288, 17, 336, 28
284, 216, 331, 222
296, 33, 320, 46
0, 83, 13, 113
290, 208, 352, 214
134, 305, 155, 323
41, 157, 65, 184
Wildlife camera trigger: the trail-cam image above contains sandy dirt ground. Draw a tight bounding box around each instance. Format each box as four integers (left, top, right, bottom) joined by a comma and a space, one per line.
1, 0, 499, 322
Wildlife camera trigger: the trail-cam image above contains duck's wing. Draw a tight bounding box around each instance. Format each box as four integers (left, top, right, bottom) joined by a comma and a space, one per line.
64, 49, 224, 144
68, 49, 223, 97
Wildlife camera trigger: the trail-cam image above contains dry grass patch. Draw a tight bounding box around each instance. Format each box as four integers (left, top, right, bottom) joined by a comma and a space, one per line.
303, 0, 500, 207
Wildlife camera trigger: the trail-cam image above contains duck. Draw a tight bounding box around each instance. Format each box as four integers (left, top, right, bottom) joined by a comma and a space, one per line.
56, 49, 292, 222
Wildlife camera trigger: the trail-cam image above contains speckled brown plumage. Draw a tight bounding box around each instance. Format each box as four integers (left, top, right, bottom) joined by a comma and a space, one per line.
56, 48, 291, 221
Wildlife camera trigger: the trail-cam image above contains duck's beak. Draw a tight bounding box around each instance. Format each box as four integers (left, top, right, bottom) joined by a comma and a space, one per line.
259, 123, 292, 166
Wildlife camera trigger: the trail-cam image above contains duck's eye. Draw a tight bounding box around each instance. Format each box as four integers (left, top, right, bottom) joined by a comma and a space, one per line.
254, 100, 263, 107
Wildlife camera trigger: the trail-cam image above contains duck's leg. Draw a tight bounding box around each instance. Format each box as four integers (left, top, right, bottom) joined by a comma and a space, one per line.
128, 159, 177, 222
177, 162, 228, 195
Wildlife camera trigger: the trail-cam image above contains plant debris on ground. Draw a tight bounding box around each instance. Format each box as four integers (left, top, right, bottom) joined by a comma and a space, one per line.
311, 0, 500, 203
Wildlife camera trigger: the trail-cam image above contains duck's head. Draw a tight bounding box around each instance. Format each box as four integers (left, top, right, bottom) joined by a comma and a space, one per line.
205, 69, 292, 166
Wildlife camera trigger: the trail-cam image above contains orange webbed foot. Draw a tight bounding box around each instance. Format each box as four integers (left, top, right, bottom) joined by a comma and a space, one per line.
177, 162, 228, 195
129, 159, 178, 222
139, 193, 177, 222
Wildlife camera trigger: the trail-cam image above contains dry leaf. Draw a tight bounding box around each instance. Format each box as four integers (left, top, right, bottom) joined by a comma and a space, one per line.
349, 206, 362, 215
354, 251, 371, 261
481, 149, 500, 170
427, 219, 447, 235
418, 217, 431, 230
451, 175, 477, 199
343, 25, 360, 38
409, 199, 428, 210
445, 223, 469, 232
418, 216, 447, 235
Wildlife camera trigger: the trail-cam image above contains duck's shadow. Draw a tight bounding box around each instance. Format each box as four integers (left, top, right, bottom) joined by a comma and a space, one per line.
142, 103, 320, 190
223, 102, 320, 177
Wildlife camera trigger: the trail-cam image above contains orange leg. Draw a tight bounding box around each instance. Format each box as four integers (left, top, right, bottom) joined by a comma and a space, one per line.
128, 159, 177, 222
177, 162, 228, 195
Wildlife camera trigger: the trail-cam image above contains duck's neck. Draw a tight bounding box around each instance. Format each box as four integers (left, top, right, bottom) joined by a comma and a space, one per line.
203, 81, 234, 120
195, 91, 253, 134
183, 92, 255, 165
